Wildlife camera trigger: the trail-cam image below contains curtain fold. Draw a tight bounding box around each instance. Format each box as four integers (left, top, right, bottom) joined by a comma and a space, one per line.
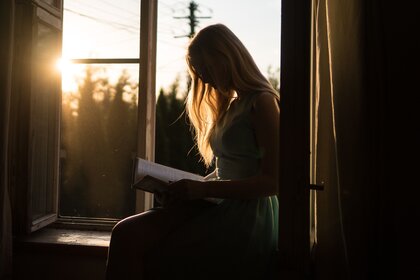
314, 0, 368, 279
0, 0, 14, 278
313, 1, 346, 277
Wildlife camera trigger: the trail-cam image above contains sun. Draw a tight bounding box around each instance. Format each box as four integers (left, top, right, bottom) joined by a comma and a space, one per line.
55, 57, 72, 73
55, 57, 79, 92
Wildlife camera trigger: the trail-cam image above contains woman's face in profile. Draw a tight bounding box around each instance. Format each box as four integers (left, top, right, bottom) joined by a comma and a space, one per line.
191, 55, 215, 86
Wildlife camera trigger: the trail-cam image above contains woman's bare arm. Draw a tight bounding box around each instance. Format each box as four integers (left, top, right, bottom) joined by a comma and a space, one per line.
170, 92, 280, 200
203, 169, 217, 181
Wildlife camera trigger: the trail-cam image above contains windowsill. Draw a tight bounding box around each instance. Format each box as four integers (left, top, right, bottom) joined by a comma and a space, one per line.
14, 227, 111, 258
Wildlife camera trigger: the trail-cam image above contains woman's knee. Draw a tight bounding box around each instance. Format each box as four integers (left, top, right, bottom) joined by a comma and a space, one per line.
110, 209, 164, 245
112, 213, 144, 237
110, 218, 130, 241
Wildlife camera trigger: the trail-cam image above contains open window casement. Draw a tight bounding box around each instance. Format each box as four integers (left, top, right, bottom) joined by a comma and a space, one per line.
10, 0, 158, 234
10, 0, 63, 234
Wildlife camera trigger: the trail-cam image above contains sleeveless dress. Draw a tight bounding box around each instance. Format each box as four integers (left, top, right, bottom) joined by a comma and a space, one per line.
146, 93, 279, 280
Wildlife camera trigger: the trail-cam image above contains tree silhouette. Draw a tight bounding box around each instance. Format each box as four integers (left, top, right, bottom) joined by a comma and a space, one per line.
267, 65, 280, 93
155, 79, 208, 176
60, 66, 137, 218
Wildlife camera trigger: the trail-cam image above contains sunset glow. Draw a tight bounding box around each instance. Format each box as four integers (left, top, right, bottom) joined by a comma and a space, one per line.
56, 57, 72, 73
61, 0, 280, 93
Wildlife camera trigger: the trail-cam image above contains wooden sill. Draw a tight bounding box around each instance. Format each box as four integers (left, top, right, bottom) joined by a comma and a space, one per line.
14, 227, 111, 258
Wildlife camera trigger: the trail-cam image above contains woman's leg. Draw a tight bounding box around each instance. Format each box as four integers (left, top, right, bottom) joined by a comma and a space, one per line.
105, 200, 213, 280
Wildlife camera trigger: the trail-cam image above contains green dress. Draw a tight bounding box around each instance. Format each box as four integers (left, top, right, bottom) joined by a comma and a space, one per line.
147, 93, 279, 280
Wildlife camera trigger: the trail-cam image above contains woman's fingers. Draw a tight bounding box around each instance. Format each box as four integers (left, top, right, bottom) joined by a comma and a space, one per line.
168, 180, 189, 198
156, 190, 184, 208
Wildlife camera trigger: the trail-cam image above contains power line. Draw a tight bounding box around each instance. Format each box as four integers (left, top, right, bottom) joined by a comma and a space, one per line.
67, 0, 139, 25
100, 0, 140, 19
64, 8, 138, 33
174, 1, 212, 38
70, 0, 139, 17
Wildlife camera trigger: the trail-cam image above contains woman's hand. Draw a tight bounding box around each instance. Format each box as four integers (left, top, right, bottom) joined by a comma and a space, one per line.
154, 179, 207, 208
154, 191, 182, 208
168, 179, 207, 201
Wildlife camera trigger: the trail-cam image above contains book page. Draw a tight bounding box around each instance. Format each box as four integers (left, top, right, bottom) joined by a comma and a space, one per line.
132, 175, 170, 194
134, 157, 204, 183
133, 158, 222, 204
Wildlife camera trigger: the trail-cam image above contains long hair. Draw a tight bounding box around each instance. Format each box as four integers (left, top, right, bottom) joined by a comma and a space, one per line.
186, 24, 279, 167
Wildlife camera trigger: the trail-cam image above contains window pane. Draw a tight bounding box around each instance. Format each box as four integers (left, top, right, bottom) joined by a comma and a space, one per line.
31, 22, 61, 220
156, 0, 280, 92
60, 63, 139, 218
155, 0, 281, 176
62, 0, 140, 59
40, 0, 61, 9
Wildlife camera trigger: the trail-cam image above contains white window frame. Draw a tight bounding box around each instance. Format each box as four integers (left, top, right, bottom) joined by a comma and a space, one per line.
136, 0, 157, 212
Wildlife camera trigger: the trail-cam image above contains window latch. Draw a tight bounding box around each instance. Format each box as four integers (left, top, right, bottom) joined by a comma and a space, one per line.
309, 183, 324, 191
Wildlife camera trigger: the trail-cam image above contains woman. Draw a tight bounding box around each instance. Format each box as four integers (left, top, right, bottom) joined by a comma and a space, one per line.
106, 24, 280, 280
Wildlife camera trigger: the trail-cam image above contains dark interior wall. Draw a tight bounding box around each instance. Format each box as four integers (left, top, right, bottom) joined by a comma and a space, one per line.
0, 0, 13, 199
0, 0, 14, 278
379, 2, 418, 278
13, 245, 106, 280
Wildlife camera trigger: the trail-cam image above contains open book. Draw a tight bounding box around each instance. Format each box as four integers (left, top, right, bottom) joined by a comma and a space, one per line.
132, 158, 222, 204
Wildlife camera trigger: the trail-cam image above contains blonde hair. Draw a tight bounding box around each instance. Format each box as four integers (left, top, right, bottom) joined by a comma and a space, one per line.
186, 24, 279, 167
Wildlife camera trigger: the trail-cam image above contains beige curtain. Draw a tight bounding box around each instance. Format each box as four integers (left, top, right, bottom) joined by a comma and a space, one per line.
313, 0, 371, 279
0, 0, 14, 278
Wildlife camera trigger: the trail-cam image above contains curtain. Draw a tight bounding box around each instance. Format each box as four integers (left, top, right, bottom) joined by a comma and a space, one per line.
313, 0, 394, 279
0, 0, 14, 278
313, 0, 374, 279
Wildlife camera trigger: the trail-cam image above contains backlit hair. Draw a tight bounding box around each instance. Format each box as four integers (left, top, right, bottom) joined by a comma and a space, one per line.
186, 24, 279, 167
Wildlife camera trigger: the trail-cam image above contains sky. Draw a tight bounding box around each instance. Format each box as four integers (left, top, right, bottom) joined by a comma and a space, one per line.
61, 0, 281, 93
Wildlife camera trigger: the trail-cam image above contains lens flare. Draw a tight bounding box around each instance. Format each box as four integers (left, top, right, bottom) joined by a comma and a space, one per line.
56, 57, 72, 73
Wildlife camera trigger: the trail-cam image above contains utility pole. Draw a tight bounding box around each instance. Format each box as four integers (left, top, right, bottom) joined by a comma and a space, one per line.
174, 1, 211, 38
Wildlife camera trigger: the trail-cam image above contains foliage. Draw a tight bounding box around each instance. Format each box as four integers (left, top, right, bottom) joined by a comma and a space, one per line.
267, 65, 280, 93
60, 66, 137, 218
155, 79, 208, 176
60, 68, 207, 218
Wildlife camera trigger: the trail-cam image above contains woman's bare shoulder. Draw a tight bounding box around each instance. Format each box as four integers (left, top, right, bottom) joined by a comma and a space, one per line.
252, 92, 280, 111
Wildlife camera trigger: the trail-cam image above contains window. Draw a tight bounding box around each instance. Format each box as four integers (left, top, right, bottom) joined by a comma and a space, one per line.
40, 0, 62, 10
10, 1, 63, 233
11, 0, 289, 236
59, 0, 139, 220
10, 0, 157, 234
154, 0, 281, 176
30, 16, 62, 231
59, 0, 157, 221
58, 0, 281, 222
